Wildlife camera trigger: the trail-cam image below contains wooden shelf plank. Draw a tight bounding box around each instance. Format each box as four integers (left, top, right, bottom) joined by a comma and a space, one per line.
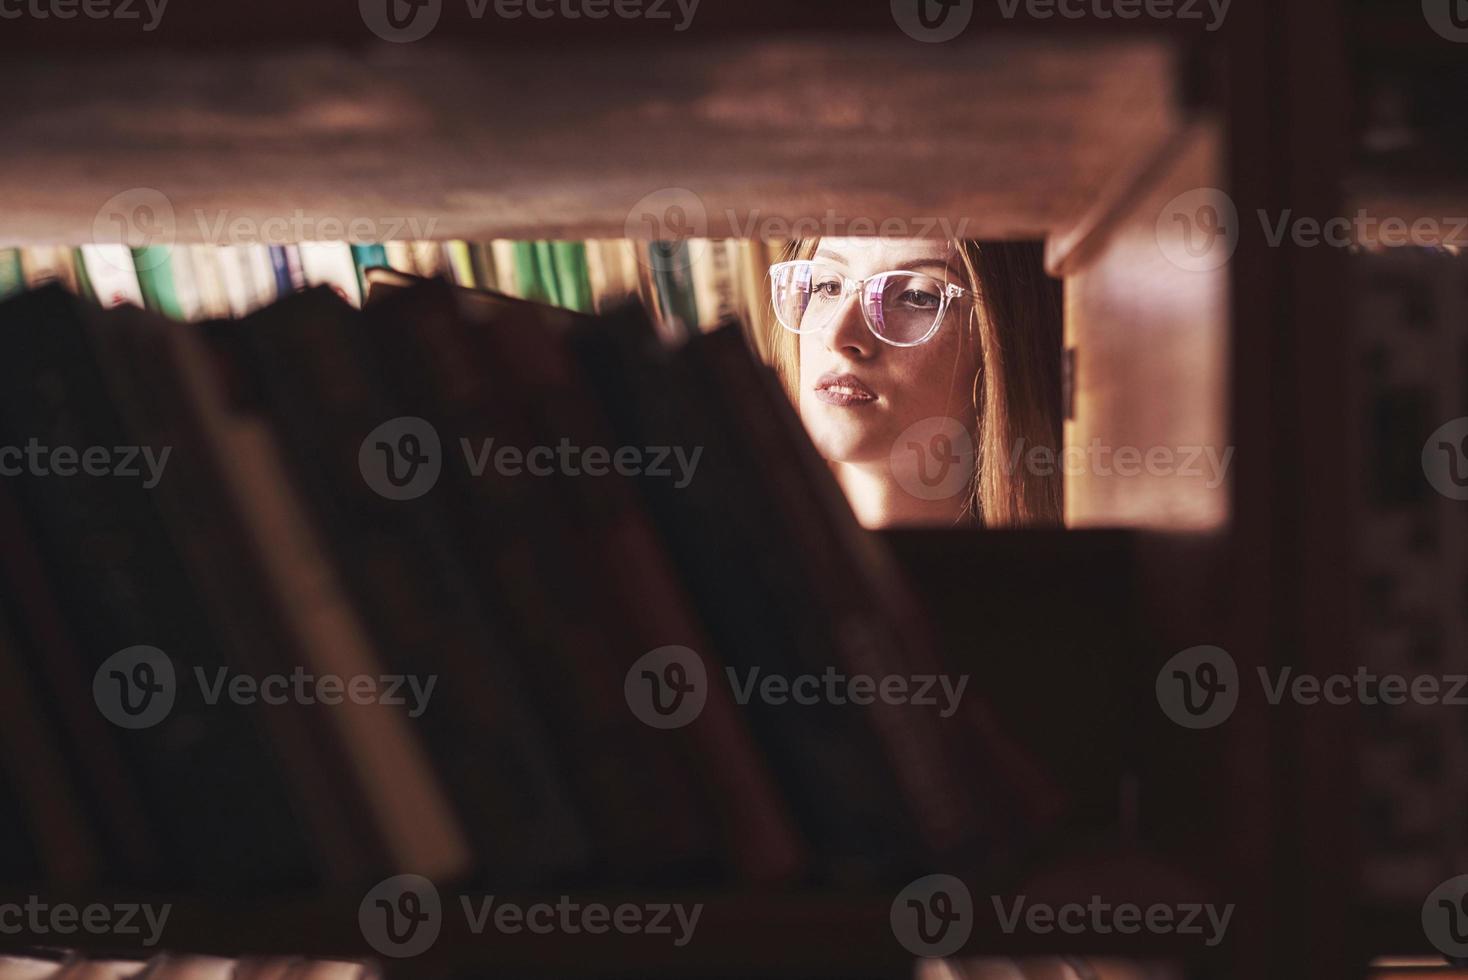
0, 36, 1181, 244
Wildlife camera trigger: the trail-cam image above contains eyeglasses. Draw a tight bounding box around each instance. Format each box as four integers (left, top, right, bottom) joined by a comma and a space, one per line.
768, 260, 968, 348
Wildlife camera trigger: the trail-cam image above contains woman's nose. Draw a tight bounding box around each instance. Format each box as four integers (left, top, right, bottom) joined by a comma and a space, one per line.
823, 287, 875, 359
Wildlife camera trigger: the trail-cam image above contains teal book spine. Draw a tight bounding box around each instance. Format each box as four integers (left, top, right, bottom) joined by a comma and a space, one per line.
351, 244, 390, 297
131, 246, 186, 320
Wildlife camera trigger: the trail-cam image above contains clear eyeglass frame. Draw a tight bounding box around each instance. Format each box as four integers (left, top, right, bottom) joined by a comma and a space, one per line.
767, 260, 969, 348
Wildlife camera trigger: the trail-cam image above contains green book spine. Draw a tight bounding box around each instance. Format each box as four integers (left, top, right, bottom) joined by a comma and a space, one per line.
550, 241, 593, 313
532, 240, 563, 307
131, 246, 186, 320
350, 244, 390, 297
512, 241, 550, 304
0, 249, 24, 299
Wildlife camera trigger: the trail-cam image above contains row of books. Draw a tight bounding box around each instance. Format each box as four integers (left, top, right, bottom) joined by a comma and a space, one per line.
0, 272, 1062, 894
0, 240, 779, 347
0, 953, 374, 980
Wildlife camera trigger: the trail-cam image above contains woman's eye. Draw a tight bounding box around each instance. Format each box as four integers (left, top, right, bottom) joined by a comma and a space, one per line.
812, 280, 843, 298
898, 289, 941, 309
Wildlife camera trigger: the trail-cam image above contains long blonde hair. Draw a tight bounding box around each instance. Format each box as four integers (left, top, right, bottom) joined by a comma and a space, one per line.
762, 239, 1063, 527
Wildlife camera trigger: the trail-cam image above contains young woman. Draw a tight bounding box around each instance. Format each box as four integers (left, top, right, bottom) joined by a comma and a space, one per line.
764, 237, 1063, 529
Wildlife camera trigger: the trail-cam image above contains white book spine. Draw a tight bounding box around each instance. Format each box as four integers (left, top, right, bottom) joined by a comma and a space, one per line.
79, 245, 144, 309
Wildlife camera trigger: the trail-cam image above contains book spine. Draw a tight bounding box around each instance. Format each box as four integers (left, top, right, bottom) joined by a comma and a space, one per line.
132, 246, 187, 320
78, 245, 144, 308
0, 248, 24, 299
550, 241, 593, 312
0, 289, 317, 888
298, 243, 363, 308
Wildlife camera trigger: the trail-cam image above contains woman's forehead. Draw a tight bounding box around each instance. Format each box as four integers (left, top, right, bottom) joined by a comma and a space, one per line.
812, 237, 957, 270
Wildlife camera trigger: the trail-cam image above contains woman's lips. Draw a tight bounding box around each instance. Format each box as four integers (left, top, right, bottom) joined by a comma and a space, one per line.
813, 372, 877, 407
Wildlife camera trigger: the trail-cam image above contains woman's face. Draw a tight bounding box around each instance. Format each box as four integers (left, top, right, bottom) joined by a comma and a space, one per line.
797, 238, 979, 466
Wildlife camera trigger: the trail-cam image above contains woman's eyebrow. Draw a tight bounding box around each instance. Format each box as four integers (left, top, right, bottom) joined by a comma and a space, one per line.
906, 257, 964, 280
813, 248, 847, 265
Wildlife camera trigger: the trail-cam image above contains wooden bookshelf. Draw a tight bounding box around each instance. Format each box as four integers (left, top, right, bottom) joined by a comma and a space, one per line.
1, 1, 1436, 977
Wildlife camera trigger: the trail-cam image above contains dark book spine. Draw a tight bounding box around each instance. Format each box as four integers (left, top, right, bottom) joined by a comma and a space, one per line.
691, 325, 992, 864
0, 288, 315, 890
230, 289, 591, 885
361, 284, 713, 884
568, 306, 915, 880
95, 309, 389, 883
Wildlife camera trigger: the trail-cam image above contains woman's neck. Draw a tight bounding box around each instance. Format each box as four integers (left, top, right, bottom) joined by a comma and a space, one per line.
830, 460, 968, 529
